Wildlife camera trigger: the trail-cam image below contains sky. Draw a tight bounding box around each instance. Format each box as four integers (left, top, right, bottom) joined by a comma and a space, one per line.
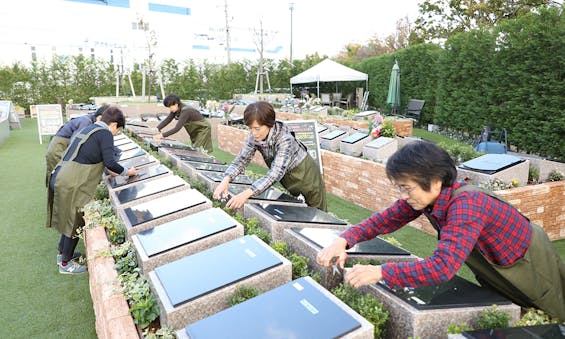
0, 0, 422, 65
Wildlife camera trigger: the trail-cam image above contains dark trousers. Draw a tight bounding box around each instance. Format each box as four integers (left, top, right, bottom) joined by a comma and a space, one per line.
58, 234, 79, 262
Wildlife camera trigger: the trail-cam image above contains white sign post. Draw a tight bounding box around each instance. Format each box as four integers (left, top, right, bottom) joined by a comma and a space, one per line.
36, 104, 63, 144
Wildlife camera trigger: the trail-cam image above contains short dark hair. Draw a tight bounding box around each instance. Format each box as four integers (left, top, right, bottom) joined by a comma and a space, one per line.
100, 106, 125, 128
386, 141, 457, 191
94, 104, 110, 118
243, 101, 276, 128
163, 94, 181, 107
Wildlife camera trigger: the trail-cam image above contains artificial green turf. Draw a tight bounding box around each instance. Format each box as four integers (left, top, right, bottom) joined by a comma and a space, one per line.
0, 119, 96, 339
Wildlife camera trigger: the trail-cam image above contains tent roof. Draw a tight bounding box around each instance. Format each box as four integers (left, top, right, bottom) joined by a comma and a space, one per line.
290, 59, 368, 84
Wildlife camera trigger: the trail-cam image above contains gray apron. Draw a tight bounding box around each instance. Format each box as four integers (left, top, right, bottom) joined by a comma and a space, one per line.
425, 185, 565, 320
46, 126, 105, 238
185, 118, 213, 153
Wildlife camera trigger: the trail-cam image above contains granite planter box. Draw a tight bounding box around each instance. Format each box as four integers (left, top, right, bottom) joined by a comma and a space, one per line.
362, 137, 398, 162
148, 235, 292, 330
340, 132, 371, 157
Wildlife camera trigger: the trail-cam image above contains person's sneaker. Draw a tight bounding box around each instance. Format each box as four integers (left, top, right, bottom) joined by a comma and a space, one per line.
58, 259, 87, 275
56, 251, 82, 266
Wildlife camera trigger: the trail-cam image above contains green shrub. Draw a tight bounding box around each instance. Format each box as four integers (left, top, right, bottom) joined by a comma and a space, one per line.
437, 142, 482, 164
289, 253, 309, 279
528, 165, 540, 183
270, 242, 288, 257
447, 322, 473, 334
332, 284, 389, 338
243, 217, 271, 244
94, 182, 109, 200
547, 170, 564, 182
515, 308, 560, 326
475, 305, 510, 330
227, 285, 261, 306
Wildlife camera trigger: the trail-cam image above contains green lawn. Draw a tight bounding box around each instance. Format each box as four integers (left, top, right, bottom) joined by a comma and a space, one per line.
1, 120, 563, 338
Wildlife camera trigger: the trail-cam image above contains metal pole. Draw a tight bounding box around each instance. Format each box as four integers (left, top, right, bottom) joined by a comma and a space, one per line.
289, 3, 294, 64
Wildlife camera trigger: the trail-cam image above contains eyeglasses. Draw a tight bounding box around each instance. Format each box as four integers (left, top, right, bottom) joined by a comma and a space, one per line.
395, 184, 417, 194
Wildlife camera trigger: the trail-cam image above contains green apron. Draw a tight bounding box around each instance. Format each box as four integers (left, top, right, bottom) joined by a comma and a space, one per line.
45, 135, 69, 186
278, 154, 327, 211
427, 185, 565, 321
46, 126, 105, 238
185, 118, 213, 153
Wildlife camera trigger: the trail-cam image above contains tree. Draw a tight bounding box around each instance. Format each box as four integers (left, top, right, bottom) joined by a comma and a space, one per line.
412, 0, 559, 42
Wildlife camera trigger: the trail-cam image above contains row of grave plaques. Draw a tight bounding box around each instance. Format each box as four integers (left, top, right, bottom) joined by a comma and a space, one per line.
106, 129, 524, 338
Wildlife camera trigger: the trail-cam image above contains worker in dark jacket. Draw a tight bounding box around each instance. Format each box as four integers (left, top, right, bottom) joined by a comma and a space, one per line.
153, 94, 213, 153
47, 106, 137, 274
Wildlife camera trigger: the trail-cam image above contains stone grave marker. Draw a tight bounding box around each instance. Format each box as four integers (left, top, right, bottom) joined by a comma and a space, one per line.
196, 170, 254, 192
118, 188, 212, 236
118, 154, 159, 170
340, 132, 371, 157
117, 148, 147, 162
116, 142, 139, 152
458, 153, 529, 186
109, 175, 189, 208
148, 235, 292, 330
105, 164, 171, 190
132, 207, 244, 272
360, 275, 520, 339
176, 160, 229, 179
363, 136, 398, 162
179, 276, 374, 339
284, 227, 419, 290
228, 184, 305, 206
244, 203, 348, 242
320, 129, 348, 151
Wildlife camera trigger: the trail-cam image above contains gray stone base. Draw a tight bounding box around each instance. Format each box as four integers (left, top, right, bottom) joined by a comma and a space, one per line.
359, 283, 521, 339
149, 237, 292, 331
283, 228, 419, 290
244, 204, 349, 243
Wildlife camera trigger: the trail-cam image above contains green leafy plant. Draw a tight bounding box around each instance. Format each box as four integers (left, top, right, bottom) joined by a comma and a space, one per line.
289, 253, 309, 279
438, 142, 483, 164
119, 269, 160, 329
448, 322, 473, 334
94, 182, 109, 200
270, 242, 288, 257
475, 305, 510, 330
332, 283, 389, 338
227, 285, 261, 306
143, 326, 176, 339
515, 308, 560, 326
528, 165, 540, 183
547, 170, 564, 182
243, 217, 271, 244
479, 178, 513, 191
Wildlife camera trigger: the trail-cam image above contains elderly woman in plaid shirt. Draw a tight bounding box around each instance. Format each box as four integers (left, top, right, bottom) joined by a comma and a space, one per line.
213, 101, 327, 211
317, 141, 565, 321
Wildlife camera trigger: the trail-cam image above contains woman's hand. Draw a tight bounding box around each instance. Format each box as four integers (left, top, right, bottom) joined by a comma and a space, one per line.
225, 189, 254, 210
126, 167, 138, 177
316, 237, 348, 269
153, 133, 163, 140
344, 264, 383, 288
213, 176, 231, 200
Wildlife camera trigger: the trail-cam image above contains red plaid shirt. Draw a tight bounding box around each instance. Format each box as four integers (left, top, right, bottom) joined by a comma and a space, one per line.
341, 181, 532, 288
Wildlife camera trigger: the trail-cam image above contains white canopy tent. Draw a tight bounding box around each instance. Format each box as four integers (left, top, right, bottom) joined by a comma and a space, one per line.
290, 58, 368, 98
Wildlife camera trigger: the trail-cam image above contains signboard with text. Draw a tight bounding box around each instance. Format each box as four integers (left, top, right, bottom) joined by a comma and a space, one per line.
36, 104, 63, 144
285, 120, 323, 174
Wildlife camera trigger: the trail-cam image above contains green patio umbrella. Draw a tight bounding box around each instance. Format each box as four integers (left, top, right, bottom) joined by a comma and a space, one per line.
386, 60, 400, 115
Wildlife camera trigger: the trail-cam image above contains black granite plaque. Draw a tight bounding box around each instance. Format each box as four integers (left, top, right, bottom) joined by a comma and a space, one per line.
116, 175, 186, 204
116, 143, 139, 152
185, 161, 229, 172
229, 184, 302, 203
200, 171, 255, 185
118, 148, 146, 161
114, 134, 127, 141
460, 154, 524, 175
292, 227, 411, 255
178, 154, 225, 164
316, 124, 328, 133
109, 165, 169, 188
341, 132, 369, 144
252, 204, 347, 225
462, 324, 565, 339
321, 130, 346, 140
124, 189, 208, 226
154, 235, 282, 307
114, 138, 132, 146
185, 277, 361, 338
377, 275, 512, 310
118, 155, 157, 168
137, 208, 238, 257
159, 140, 195, 151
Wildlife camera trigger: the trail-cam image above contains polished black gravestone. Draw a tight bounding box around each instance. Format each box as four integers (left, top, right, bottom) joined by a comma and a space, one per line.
460, 154, 525, 175
341, 132, 369, 144
321, 129, 346, 140
292, 227, 410, 256
462, 324, 565, 339
184, 277, 362, 339
124, 189, 208, 227
148, 139, 195, 152
114, 138, 133, 146
118, 148, 146, 161
118, 155, 158, 169
114, 134, 127, 141
136, 208, 239, 257
108, 165, 169, 189
316, 124, 328, 134
200, 170, 254, 185
377, 275, 512, 310
116, 142, 139, 152
178, 154, 225, 165
185, 161, 229, 173
154, 235, 283, 307
229, 184, 302, 203
253, 204, 347, 225
116, 175, 187, 204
